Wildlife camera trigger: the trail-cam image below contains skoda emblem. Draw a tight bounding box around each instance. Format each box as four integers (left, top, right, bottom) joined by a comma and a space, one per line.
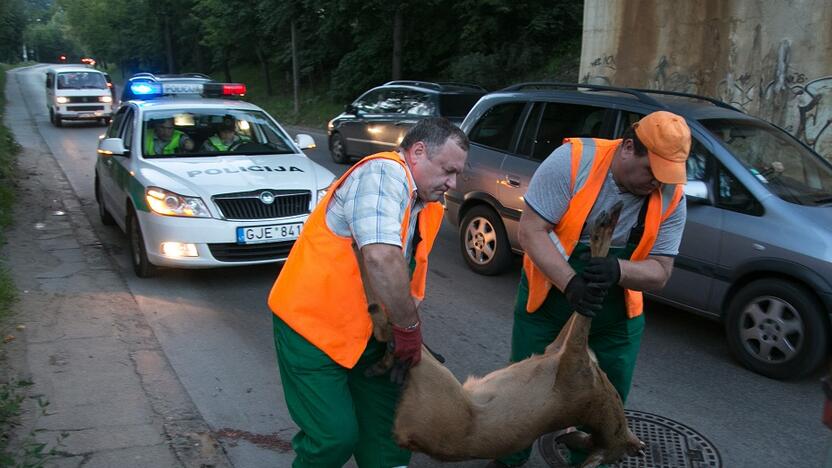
259, 191, 275, 205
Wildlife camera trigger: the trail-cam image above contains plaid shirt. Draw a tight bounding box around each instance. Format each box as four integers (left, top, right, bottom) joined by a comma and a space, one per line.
325, 157, 424, 259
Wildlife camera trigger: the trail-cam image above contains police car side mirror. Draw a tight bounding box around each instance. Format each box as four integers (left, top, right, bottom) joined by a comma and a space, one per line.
684, 180, 710, 204
295, 134, 316, 151
346, 104, 358, 115
98, 137, 130, 157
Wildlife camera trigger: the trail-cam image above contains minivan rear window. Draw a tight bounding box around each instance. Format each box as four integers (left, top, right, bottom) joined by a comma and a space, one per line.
57, 72, 107, 90
703, 119, 832, 206
439, 94, 483, 119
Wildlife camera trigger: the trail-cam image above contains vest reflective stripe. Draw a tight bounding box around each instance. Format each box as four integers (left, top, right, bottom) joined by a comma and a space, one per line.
523, 138, 683, 318
144, 130, 183, 155
208, 134, 249, 151
267, 151, 444, 368
208, 135, 228, 151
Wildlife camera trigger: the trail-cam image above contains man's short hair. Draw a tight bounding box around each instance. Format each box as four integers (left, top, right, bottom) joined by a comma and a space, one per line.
621, 125, 648, 157
152, 117, 174, 129
220, 115, 235, 132
399, 117, 469, 156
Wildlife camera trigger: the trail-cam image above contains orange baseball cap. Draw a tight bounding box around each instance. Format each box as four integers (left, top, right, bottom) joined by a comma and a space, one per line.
633, 111, 691, 184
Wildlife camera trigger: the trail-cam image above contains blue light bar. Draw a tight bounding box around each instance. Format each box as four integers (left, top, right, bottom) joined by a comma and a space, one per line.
130, 81, 162, 96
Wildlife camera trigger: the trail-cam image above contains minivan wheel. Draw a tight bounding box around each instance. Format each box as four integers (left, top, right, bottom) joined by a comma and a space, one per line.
95, 177, 115, 226
329, 133, 349, 164
725, 278, 827, 379
459, 205, 512, 275
128, 208, 156, 278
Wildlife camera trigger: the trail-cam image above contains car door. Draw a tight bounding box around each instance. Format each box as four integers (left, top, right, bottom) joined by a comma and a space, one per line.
649, 130, 725, 314
110, 107, 136, 223
498, 101, 611, 248
340, 89, 383, 156
45, 71, 55, 110
99, 107, 129, 218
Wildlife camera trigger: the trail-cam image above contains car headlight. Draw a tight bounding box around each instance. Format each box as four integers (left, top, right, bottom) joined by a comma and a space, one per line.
56, 96, 69, 104
99, 95, 112, 103
317, 181, 335, 203
145, 187, 211, 217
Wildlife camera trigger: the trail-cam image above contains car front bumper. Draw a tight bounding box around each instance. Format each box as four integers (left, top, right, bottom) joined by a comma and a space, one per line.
56, 104, 113, 120
137, 210, 308, 268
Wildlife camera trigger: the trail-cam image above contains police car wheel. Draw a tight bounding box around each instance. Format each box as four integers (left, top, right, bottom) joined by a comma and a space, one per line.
725, 278, 828, 379
95, 177, 115, 226
329, 133, 349, 164
128, 208, 156, 278
459, 205, 513, 275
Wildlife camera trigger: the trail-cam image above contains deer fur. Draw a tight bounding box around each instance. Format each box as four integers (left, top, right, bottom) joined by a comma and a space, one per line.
354, 203, 644, 468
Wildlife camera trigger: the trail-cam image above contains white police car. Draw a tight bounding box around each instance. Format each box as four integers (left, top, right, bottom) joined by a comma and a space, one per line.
95, 78, 336, 277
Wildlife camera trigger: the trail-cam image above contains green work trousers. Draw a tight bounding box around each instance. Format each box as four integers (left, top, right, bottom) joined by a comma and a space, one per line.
273, 314, 411, 468
498, 243, 645, 467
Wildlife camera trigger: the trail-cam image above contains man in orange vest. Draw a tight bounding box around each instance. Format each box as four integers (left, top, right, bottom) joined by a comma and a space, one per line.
490, 111, 691, 468
268, 117, 468, 467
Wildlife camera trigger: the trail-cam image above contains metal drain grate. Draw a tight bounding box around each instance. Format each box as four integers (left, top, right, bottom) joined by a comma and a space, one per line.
537, 410, 721, 468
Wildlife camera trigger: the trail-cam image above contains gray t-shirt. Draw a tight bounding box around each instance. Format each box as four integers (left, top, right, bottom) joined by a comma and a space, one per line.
524, 143, 686, 257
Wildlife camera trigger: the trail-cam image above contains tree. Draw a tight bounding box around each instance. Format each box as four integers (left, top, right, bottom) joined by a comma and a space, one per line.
0, 0, 27, 62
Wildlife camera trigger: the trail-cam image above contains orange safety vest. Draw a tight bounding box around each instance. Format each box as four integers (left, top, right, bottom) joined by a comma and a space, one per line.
268, 151, 445, 368
523, 138, 684, 318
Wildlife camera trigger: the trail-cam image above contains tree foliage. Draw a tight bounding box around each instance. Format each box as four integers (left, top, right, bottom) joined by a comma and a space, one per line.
5, 0, 584, 103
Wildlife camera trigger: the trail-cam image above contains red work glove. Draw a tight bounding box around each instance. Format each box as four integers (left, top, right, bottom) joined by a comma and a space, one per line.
390, 321, 422, 385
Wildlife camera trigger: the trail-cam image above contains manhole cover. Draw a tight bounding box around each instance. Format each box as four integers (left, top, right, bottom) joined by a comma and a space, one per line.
538, 410, 721, 467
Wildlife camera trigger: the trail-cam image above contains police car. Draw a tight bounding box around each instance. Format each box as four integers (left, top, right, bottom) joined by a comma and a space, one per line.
95, 77, 336, 277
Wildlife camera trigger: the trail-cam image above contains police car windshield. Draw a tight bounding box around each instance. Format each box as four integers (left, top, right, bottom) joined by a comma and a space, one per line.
57, 72, 108, 90
141, 109, 296, 158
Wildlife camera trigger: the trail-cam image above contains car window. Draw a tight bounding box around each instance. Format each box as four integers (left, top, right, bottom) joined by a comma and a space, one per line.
619, 111, 643, 135
703, 118, 832, 206
377, 89, 435, 116
527, 102, 607, 161
716, 163, 764, 215
516, 103, 544, 158
468, 102, 526, 152
687, 139, 714, 182
439, 94, 482, 119
354, 90, 384, 113
57, 72, 108, 90
121, 109, 135, 150
107, 107, 128, 138
141, 108, 295, 158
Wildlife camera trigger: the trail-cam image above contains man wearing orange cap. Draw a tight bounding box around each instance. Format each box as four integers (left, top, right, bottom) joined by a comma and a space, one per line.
489, 111, 691, 468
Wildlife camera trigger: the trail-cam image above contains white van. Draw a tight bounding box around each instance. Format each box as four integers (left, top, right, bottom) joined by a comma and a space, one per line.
45, 66, 113, 127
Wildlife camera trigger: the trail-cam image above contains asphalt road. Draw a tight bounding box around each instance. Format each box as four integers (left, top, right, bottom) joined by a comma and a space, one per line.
9, 64, 830, 468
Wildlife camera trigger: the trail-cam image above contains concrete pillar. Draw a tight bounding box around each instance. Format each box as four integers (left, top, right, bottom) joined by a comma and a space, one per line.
580, 0, 832, 160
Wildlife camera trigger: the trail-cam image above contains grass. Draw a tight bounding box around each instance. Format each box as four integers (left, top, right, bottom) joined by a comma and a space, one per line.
0, 64, 19, 319
225, 64, 342, 130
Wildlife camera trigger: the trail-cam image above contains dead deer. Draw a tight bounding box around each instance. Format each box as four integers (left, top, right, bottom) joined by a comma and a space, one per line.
357, 203, 644, 468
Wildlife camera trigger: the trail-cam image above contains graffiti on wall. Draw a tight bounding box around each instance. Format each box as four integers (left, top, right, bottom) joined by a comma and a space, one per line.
582, 53, 832, 160
719, 72, 832, 158
581, 55, 615, 85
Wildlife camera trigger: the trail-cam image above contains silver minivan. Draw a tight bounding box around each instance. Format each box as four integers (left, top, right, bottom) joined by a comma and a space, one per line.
444, 83, 832, 380
45, 66, 113, 127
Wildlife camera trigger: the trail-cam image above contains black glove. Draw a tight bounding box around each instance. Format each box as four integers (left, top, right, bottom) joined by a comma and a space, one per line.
563, 275, 607, 317
582, 255, 621, 289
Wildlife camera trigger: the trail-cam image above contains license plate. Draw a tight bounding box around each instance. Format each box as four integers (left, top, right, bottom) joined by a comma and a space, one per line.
236, 223, 303, 244
80, 112, 94, 118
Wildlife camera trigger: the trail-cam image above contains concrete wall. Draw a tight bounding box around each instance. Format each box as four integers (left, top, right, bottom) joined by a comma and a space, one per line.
580, 0, 832, 160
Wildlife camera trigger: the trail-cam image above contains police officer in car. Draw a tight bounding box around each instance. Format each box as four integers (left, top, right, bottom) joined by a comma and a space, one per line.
145, 117, 194, 155
201, 115, 250, 152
